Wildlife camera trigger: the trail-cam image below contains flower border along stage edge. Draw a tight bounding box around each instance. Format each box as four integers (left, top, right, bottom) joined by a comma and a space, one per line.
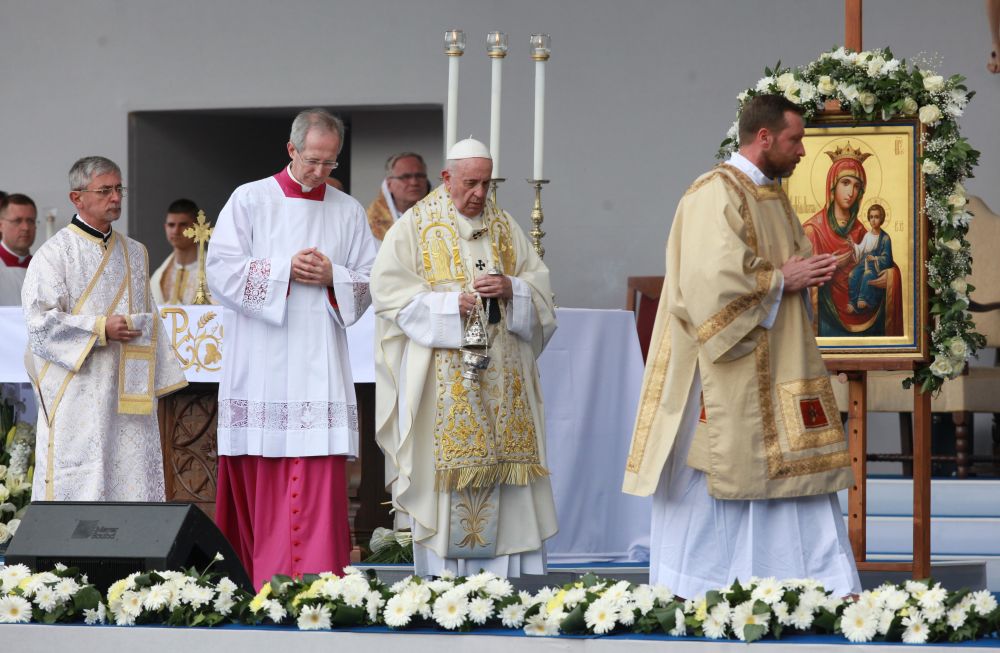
2, 561, 1000, 644
720, 47, 982, 394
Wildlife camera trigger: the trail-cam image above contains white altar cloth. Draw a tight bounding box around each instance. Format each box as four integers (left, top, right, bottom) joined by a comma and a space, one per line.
0, 305, 650, 562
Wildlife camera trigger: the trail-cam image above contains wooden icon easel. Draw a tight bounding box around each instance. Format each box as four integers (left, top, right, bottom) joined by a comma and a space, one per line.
835, 0, 931, 580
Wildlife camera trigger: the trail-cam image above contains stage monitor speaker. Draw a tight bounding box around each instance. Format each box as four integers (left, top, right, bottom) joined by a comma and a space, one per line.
4, 502, 252, 592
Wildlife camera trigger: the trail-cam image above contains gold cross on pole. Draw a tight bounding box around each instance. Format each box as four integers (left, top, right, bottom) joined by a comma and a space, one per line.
183, 210, 214, 305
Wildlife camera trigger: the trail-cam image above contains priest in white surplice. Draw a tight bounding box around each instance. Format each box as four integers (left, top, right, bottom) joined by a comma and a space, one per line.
623, 95, 861, 597
22, 156, 187, 501
207, 109, 377, 588
372, 138, 558, 578
0, 193, 37, 305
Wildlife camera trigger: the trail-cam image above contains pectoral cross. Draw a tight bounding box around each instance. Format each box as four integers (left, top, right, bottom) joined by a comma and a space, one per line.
183, 210, 215, 305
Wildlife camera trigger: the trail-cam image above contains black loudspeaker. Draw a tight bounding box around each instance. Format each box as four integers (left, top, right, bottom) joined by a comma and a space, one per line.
5, 502, 252, 592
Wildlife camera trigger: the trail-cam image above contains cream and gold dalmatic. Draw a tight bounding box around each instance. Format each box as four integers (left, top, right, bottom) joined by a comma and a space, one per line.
373, 184, 557, 560
623, 164, 852, 500
22, 224, 187, 501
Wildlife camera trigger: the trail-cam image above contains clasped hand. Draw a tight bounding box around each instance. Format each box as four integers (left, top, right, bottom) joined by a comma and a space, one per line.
291, 247, 333, 286
459, 274, 512, 318
106, 315, 141, 342
780, 253, 837, 294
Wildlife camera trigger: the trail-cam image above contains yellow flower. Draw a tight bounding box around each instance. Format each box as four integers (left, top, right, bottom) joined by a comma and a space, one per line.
547, 589, 567, 613
695, 599, 708, 621
107, 578, 129, 604
250, 582, 272, 613
292, 579, 325, 607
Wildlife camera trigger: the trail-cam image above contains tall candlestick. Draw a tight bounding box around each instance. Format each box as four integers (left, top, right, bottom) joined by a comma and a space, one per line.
487, 31, 508, 177
45, 208, 56, 241
530, 34, 551, 181
444, 29, 466, 154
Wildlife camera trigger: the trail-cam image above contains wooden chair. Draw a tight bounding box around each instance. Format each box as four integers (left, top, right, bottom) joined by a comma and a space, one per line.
832, 196, 1000, 477
627, 276, 664, 362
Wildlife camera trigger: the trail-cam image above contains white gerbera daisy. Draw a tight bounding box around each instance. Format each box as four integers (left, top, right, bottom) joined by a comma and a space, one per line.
750, 577, 783, 605
53, 578, 80, 601
33, 586, 59, 612
523, 612, 550, 636
789, 603, 814, 630
0, 563, 31, 593
703, 613, 728, 639
840, 602, 878, 642
876, 607, 895, 635
484, 577, 513, 599
918, 583, 947, 610
584, 597, 618, 635
341, 582, 368, 608
946, 607, 968, 629
0, 595, 32, 623
120, 590, 144, 618
384, 594, 415, 628
297, 604, 332, 630
901, 616, 929, 644
499, 603, 526, 627
467, 597, 494, 625
143, 584, 172, 611
731, 601, 770, 641
433, 591, 469, 630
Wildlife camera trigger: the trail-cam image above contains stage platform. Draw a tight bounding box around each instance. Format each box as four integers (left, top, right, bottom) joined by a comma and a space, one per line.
4, 622, 1000, 651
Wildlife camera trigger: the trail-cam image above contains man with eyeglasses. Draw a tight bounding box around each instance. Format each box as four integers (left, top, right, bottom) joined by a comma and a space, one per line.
366, 152, 431, 243
21, 155, 187, 502
207, 108, 377, 588
0, 193, 37, 304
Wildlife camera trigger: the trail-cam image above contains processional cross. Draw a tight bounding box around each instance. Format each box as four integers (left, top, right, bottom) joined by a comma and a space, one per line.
183, 210, 215, 305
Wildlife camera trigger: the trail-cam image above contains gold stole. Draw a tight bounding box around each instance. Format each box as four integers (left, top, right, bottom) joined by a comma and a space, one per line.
410, 186, 546, 493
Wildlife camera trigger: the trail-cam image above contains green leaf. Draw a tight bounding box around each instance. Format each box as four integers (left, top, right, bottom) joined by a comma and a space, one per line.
744, 622, 768, 642
72, 586, 101, 611
753, 599, 770, 615
559, 604, 587, 634
652, 606, 677, 633
579, 573, 600, 588
705, 590, 723, 609
331, 604, 366, 627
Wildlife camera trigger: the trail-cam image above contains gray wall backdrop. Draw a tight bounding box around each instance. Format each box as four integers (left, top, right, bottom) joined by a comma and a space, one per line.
2, 0, 997, 309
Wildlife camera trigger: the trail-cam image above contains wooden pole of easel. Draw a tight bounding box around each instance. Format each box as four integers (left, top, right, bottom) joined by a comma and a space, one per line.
840, 0, 931, 580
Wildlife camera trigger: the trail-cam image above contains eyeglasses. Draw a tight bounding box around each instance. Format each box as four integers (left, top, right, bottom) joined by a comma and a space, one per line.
389, 173, 428, 182
298, 155, 339, 170
76, 185, 128, 198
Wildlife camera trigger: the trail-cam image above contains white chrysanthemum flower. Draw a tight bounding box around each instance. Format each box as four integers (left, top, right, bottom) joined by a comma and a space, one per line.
384, 594, 415, 628
651, 585, 674, 604
181, 583, 215, 609
216, 577, 238, 595
499, 603, 527, 627
341, 565, 361, 576
755, 76, 776, 93
341, 582, 368, 608
20, 573, 52, 598
83, 602, 107, 625
946, 606, 968, 629
297, 604, 332, 630
560, 587, 586, 609
902, 616, 929, 644
602, 580, 631, 606
266, 599, 287, 623
798, 82, 817, 104
821, 595, 844, 613
33, 586, 59, 612
438, 569, 456, 581
214, 591, 235, 616
464, 571, 496, 592
971, 590, 998, 615
703, 613, 728, 639
838, 83, 860, 103
534, 587, 557, 605
0, 563, 31, 593
750, 577, 783, 605
52, 577, 79, 601
143, 584, 172, 611
0, 595, 32, 623
631, 586, 655, 614
840, 602, 879, 642
877, 607, 895, 635
518, 590, 537, 606
401, 583, 432, 609
389, 576, 415, 594
668, 607, 687, 636
366, 591, 384, 623
772, 601, 793, 626
467, 597, 494, 625
432, 591, 469, 630
618, 601, 637, 626
923, 601, 946, 623
584, 597, 619, 635
484, 577, 513, 599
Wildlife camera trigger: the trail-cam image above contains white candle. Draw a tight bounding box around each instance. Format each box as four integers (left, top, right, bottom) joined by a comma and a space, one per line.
45, 208, 56, 241
490, 56, 503, 177
447, 55, 460, 153
533, 59, 545, 180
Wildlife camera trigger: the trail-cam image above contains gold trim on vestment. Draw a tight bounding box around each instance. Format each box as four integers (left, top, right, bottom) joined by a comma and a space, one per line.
776, 377, 845, 451
696, 268, 773, 344
117, 244, 158, 415
626, 314, 671, 473
68, 223, 106, 246
756, 331, 851, 478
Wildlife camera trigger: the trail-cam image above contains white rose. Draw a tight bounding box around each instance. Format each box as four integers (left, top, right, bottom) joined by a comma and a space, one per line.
839, 84, 860, 103
0, 483, 9, 503
918, 104, 942, 125
942, 239, 962, 252
921, 159, 940, 175
859, 91, 877, 113
901, 97, 919, 115
867, 55, 887, 76
929, 358, 953, 378
776, 72, 796, 91
948, 193, 967, 209
0, 464, 7, 479
853, 51, 870, 66
953, 182, 967, 197
0, 521, 9, 544
923, 75, 945, 92
949, 339, 970, 360
6, 518, 19, 538
783, 80, 802, 103
817, 75, 836, 95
